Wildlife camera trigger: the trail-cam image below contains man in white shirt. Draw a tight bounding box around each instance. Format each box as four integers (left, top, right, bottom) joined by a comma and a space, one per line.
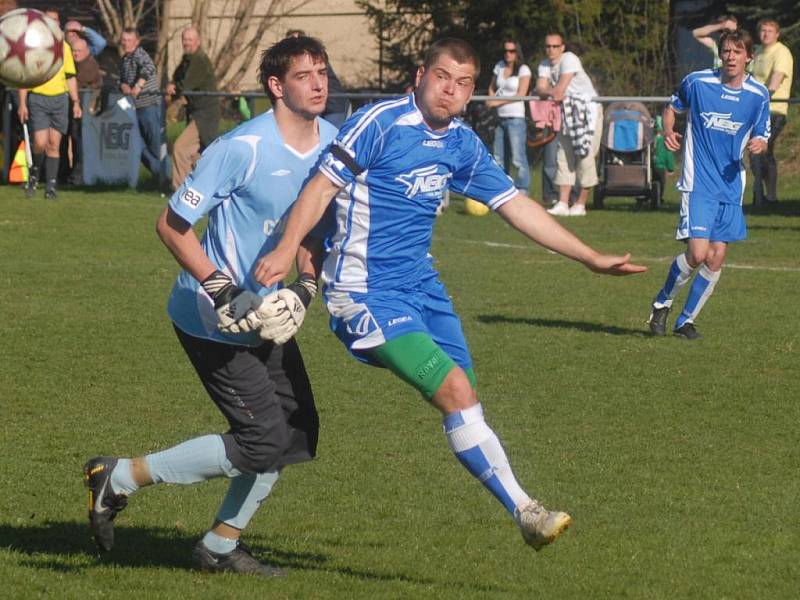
536, 33, 601, 217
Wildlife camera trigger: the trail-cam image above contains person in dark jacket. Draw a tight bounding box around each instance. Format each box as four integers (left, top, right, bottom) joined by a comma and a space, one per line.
166, 25, 221, 190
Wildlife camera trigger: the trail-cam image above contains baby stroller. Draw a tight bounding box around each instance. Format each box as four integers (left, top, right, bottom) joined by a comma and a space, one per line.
593, 101, 661, 209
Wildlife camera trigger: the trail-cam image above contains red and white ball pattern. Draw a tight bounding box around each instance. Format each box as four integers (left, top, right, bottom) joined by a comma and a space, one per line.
0, 8, 63, 88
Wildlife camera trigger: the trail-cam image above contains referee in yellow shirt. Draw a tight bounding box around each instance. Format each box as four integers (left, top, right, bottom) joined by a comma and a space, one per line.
17, 9, 81, 199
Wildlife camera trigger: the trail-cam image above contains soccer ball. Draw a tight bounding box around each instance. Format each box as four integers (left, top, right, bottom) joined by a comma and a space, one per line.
464, 198, 490, 216
0, 9, 63, 88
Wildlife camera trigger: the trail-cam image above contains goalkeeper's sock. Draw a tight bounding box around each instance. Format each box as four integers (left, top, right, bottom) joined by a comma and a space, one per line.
654, 253, 694, 308
44, 155, 59, 191
109, 458, 139, 495
443, 404, 531, 515
216, 470, 279, 530
145, 434, 241, 485
675, 265, 721, 329
201, 530, 238, 554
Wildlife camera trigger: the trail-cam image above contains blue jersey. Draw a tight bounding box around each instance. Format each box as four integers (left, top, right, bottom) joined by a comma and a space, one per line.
319, 94, 516, 293
671, 69, 770, 204
167, 110, 337, 346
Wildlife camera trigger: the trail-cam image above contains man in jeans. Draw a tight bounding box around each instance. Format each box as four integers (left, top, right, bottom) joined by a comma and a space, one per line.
119, 27, 164, 183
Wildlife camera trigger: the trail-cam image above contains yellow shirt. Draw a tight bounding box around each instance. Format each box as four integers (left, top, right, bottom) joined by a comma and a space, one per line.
30, 42, 77, 96
751, 41, 794, 116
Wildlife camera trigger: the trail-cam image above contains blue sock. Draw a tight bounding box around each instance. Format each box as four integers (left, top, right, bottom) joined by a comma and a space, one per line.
675, 265, 720, 329
145, 434, 240, 485
655, 253, 693, 308
443, 404, 530, 515
216, 470, 280, 530
202, 530, 238, 555
109, 458, 139, 495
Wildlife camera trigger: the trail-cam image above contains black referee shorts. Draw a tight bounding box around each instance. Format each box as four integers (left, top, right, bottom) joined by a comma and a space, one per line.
174, 326, 319, 474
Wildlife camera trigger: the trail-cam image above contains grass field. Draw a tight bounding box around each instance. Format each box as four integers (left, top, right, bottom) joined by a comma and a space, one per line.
1, 180, 798, 599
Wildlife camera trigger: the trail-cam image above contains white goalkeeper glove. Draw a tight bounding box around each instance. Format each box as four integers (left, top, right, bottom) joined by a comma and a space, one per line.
201, 270, 265, 334
256, 274, 318, 345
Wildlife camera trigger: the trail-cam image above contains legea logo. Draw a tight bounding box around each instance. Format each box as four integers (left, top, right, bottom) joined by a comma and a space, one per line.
700, 111, 743, 135
395, 165, 452, 198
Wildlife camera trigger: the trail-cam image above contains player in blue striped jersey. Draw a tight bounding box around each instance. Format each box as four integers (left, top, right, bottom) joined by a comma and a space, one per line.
255, 38, 646, 550
648, 29, 770, 340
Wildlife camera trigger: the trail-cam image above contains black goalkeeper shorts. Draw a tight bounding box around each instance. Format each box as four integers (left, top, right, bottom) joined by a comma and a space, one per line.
174, 326, 319, 474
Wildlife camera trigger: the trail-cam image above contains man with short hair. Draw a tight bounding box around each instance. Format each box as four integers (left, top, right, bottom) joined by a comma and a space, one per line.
65, 19, 107, 57
254, 38, 646, 551
66, 34, 102, 185
83, 35, 337, 576
166, 26, 221, 190
17, 7, 82, 199
119, 27, 164, 182
750, 19, 793, 208
536, 33, 602, 217
647, 30, 769, 340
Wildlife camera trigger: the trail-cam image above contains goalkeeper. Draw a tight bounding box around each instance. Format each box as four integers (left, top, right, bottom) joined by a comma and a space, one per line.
82, 36, 336, 575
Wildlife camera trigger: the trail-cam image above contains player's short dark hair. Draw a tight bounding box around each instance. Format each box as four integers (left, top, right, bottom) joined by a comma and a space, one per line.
259, 35, 328, 102
718, 29, 754, 58
423, 38, 480, 78
285, 29, 306, 38
717, 14, 738, 25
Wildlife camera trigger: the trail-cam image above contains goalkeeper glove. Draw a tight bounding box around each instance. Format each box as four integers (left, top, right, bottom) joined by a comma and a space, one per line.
256, 273, 318, 345
201, 270, 265, 334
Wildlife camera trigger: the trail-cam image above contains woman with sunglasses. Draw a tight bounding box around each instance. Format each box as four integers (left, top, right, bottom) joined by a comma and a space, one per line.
487, 39, 531, 193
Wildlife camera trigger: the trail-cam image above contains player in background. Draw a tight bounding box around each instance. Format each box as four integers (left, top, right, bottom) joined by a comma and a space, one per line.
83, 36, 337, 576
252, 38, 646, 551
647, 29, 769, 340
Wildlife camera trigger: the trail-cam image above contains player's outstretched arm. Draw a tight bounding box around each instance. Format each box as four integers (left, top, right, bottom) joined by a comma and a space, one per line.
253, 171, 342, 287
495, 194, 647, 276
662, 106, 682, 152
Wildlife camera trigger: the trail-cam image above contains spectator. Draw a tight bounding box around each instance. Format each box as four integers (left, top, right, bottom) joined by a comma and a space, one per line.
692, 15, 738, 68
750, 18, 793, 208
284, 29, 350, 127
119, 27, 165, 183
487, 38, 532, 193
536, 33, 601, 217
65, 20, 107, 57
166, 26, 221, 191
17, 7, 81, 199
66, 34, 102, 185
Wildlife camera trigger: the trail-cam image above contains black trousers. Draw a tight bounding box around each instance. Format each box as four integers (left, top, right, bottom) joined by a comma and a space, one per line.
174, 326, 319, 474
751, 113, 786, 205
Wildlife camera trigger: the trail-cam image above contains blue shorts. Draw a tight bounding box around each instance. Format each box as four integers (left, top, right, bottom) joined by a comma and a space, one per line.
676, 191, 747, 243
324, 276, 472, 370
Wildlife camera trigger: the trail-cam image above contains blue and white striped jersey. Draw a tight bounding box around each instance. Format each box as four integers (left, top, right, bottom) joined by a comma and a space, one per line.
671, 69, 770, 204
319, 93, 516, 293
166, 110, 337, 346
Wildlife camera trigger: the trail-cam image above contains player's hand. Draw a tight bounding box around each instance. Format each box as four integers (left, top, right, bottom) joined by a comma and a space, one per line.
17, 105, 28, 123
253, 245, 296, 288
748, 138, 768, 155
664, 130, 682, 152
585, 252, 647, 276
201, 270, 264, 334
256, 275, 317, 345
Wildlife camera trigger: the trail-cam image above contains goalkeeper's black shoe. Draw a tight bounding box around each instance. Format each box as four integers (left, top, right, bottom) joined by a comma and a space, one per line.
191, 540, 286, 577
647, 305, 670, 336
83, 456, 128, 552
674, 322, 703, 341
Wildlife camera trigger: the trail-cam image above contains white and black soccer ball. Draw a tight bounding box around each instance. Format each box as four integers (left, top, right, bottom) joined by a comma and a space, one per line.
0, 8, 63, 88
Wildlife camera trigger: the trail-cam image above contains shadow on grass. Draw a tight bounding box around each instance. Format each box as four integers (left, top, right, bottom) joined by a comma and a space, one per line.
0, 521, 505, 592
478, 314, 649, 337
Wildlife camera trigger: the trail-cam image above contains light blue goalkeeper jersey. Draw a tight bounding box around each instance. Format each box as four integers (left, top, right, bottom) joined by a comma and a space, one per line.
167, 110, 337, 346
319, 93, 517, 293
671, 68, 770, 204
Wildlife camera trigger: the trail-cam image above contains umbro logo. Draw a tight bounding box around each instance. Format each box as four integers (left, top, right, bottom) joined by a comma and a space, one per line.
271, 169, 291, 176
422, 140, 444, 148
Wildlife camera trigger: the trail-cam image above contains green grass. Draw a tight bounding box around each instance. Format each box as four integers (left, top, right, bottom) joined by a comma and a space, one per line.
0, 181, 798, 599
